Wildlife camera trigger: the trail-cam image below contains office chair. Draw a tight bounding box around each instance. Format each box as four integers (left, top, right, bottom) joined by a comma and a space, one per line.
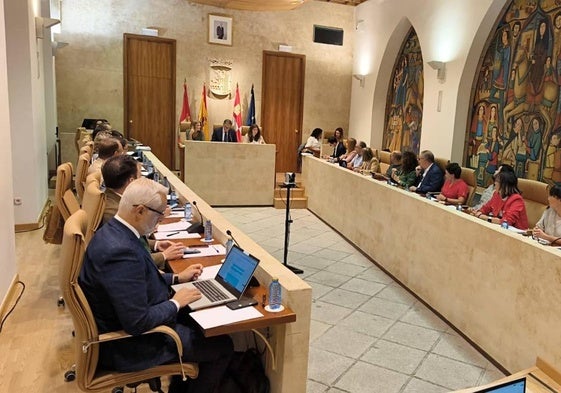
81, 182, 106, 245
60, 210, 199, 392
55, 162, 78, 221
75, 153, 91, 202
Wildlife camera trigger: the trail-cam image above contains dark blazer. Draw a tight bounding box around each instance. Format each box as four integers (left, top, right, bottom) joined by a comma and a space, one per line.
415, 163, 444, 194
332, 142, 346, 159
79, 218, 178, 372
211, 127, 237, 142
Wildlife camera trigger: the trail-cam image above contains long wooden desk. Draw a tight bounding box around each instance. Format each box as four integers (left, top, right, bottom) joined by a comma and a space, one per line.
146, 151, 311, 393
183, 141, 276, 206
302, 155, 561, 374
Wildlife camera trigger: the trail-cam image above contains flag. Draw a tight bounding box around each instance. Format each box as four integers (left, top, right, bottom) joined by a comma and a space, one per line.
179, 81, 191, 123
246, 84, 256, 126
198, 84, 209, 141
232, 83, 243, 142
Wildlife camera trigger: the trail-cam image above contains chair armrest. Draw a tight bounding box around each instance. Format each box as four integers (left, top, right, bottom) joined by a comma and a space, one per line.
87, 325, 183, 358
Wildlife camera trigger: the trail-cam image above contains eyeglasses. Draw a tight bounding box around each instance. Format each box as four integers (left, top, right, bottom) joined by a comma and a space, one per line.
133, 204, 165, 216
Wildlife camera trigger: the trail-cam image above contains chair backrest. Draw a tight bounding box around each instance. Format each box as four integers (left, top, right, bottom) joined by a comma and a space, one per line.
75, 153, 91, 202
379, 162, 389, 174
85, 171, 102, 188
82, 182, 106, 244
59, 210, 100, 388
56, 163, 76, 221
79, 145, 93, 159
379, 151, 391, 164
460, 167, 477, 206
518, 178, 548, 227
434, 157, 449, 173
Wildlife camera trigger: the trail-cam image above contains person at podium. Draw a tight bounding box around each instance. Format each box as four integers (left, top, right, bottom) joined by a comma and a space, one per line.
211, 119, 237, 142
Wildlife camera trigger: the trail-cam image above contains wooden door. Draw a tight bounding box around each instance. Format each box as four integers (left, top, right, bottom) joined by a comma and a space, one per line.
262, 51, 306, 173
124, 34, 176, 168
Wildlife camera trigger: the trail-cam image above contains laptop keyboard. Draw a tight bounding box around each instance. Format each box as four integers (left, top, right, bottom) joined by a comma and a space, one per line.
192, 280, 229, 302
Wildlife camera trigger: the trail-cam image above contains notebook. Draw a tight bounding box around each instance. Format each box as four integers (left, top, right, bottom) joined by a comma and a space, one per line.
474, 377, 526, 393
178, 244, 259, 311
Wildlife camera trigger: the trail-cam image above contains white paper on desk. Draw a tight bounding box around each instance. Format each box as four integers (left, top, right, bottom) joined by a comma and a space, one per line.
157, 221, 192, 232
153, 231, 200, 240
507, 226, 527, 234
190, 305, 264, 329
168, 210, 185, 218
182, 244, 226, 258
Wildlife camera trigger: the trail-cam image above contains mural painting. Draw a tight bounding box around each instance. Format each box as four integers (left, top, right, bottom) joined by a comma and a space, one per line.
383, 28, 424, 154
468, 0, 561, 186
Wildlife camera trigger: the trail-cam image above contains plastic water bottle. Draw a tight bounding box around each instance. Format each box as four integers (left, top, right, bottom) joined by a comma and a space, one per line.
225, 237, 234, 254
501, 220, 509, 229
169, 190, 177, 206
184, 203, 192, 221
269, 278, 282, 310
204, 220, 213, 241
153, 171, 160, 183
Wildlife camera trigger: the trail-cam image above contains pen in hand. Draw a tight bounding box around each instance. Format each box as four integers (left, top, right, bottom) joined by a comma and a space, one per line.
166, 231, 180, 237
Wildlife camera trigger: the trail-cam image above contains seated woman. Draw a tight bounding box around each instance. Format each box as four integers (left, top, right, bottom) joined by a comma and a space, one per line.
350, 141, 367, 170
189, 121, 204, 141
473, 164, 514, 209
471, 171, 528, 229
436, 162, 469, 205
390, 151, 417, 188
355, 147, 379, 174
243, 124, 266, 144
338, 138, 357, 167
532, 184, 561, 245
302, 128, 322, 156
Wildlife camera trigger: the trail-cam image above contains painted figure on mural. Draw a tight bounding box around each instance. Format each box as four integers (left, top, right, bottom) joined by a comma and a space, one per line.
486, 126, 502, 185
528, 19, 550, 108
490, 29, 511, 102
554, 12, 561, 128
476, 139, 490, 183
488, 105, 499, 141
526, 115, 543, 179
388, 107, 403, 152
543, 131, 561, 184
502, 117, 524, 170
506, 68, 517, 106
394, 57, 408, 108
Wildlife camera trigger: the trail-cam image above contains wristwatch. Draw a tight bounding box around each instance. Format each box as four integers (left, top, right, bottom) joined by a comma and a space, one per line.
173, 274, 179, 285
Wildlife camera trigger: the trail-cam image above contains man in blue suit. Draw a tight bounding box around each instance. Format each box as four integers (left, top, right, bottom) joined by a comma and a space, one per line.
79, 177, 233, 393
211, 119, 237, 142
409, 150, 444, 194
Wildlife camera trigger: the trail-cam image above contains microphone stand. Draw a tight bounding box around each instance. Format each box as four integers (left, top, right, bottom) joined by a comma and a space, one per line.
280, 182, 303, 274
187, 200, 204, 234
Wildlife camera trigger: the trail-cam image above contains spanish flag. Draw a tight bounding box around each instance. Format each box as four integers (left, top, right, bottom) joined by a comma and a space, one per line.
198, 84, 209, 141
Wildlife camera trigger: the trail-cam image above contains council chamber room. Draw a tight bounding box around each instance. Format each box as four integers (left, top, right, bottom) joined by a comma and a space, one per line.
1, 0, 561, 392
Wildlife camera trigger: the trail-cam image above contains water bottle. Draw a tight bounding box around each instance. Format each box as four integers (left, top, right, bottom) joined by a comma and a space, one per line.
169, 190, 177, 206
269, 278, 282, 310
153, 171, 160, 183
184, 203, 192, 221
204, 220, 213, 241
501, 220, 509, 229
225, 237, 234, 254
456, 204, 463, 211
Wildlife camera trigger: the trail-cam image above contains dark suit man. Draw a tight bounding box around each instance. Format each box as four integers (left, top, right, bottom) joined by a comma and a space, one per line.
409, 150, 444, 194
211, 119, 237, 142
79, 177, 233, 393
100, 155, 184, 268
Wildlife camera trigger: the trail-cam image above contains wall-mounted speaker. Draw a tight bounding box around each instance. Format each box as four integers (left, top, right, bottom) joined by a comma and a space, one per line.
313, 25, 344, 46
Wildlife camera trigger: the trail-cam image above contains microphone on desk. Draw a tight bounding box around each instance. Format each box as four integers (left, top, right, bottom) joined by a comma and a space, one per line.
187, 200, 205, 234
225, 229, 260, 288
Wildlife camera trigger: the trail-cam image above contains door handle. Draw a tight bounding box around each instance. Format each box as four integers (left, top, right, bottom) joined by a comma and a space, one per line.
295, 129, 299, 134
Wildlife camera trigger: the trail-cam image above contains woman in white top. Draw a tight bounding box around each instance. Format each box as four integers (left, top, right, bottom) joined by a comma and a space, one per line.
243, 124, 266, 144
302, 128, 323, 156
533, 184, 561, 245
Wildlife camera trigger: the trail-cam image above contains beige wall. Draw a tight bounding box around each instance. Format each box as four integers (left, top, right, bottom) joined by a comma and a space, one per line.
55, 0, 355, 164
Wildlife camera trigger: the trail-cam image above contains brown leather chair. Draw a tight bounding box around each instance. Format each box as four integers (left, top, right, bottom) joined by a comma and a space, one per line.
85, 172, 102, 188
80, 145, 93, 159
379, 162, 390, 175
434, 157, 449, 173
379, 151, 391, 165
518, 178, 548, 228
460, 167, 477, 206
56, 162, 80, 221
60, 210, 198, 391
81, 182, 106, 244
75, 153, 91, 202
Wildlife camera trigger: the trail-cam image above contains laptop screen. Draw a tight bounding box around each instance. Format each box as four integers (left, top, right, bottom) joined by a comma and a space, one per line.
216, 245, 259, 297
475, 377, 526, 393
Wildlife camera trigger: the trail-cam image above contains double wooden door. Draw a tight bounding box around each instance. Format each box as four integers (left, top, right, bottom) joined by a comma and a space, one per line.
124, 34, 176, 168
261, 51, 306, 173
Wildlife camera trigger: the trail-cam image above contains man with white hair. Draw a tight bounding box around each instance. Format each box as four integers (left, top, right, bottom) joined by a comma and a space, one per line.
79, 177, 233, 393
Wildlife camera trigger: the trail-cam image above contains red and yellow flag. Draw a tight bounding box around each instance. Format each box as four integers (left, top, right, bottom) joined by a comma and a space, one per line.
198, 84, 209, 141
232, 83, 243, 142
179, 82, 191, 123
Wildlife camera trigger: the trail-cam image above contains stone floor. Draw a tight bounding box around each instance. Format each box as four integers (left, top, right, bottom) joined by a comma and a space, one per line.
216, 206, 505, 393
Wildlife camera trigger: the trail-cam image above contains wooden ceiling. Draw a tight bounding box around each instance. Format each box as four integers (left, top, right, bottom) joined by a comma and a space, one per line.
187, 0, 366, 11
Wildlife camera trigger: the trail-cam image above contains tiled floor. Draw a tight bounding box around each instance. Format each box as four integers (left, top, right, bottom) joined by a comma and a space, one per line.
216, 207, 505, 393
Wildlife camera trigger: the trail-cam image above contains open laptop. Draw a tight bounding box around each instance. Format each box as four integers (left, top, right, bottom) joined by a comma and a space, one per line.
474, 377, 526, 393
182, 244, 259, 311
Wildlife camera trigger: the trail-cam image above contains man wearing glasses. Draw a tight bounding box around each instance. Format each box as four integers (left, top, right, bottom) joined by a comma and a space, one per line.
79, 177, 233, 393
409, 150, 444, 194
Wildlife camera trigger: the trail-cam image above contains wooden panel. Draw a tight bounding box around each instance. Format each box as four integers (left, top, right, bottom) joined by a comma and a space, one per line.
124, 34, 176, 168
262, 51, 305, 173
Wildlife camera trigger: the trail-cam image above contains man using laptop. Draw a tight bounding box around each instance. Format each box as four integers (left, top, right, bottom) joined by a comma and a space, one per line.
79, 178, 233, 393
